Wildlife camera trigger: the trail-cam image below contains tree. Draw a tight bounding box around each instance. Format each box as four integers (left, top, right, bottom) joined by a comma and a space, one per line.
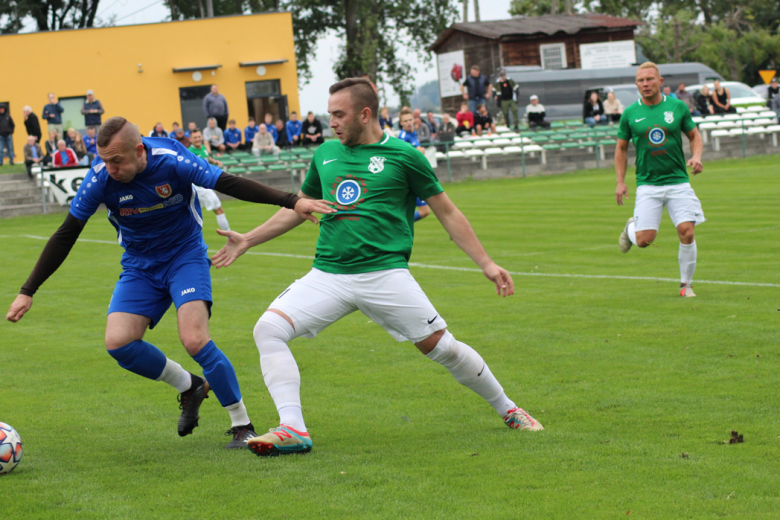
0, 0, 102, 33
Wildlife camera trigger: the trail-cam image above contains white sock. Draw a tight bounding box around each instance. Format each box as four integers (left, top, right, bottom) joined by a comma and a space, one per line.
216, 213, 230, 231
679, 241, 697, 285
225, 399, 251, 428
627, 221, 637, 246
254, 311, 306, 432
156, 358, 192, 393
425, 331, 517, 417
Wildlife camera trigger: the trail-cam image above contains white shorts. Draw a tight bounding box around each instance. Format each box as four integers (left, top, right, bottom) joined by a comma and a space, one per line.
268, 268, 447, 344
194, 185, 222, 212
633, 183, 705, 232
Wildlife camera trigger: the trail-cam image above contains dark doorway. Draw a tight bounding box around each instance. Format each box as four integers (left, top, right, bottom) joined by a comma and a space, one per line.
179, 85, 212, 131
245, 80, 287, 127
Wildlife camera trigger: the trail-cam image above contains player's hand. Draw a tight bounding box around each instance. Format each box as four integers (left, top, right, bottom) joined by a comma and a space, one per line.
215, 161, 224, 168
211, 230, 250, 268
687, 156, 703, 175
6, 294, 32, 323
616, 182, 629, 206
483, 263, 514, 297
293, 198, 336, 224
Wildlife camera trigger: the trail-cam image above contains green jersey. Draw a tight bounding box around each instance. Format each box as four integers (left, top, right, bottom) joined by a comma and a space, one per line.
188, 144, 209, 160
618, 95, 696, 186
301, 133, 444, 274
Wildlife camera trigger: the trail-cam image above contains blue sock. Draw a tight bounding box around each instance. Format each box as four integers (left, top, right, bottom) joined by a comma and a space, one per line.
108, 340, 166, 380
192, 341, 241, 407
414, 210, 421, 222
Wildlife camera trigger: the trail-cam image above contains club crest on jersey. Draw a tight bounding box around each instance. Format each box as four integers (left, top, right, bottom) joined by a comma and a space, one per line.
368, 156, 386, 174
664, 111, 674, 124
155, 183, 173, 198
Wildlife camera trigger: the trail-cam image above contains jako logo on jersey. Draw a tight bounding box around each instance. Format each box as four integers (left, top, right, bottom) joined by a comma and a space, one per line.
155, 183, 173, 198
336, 179, 361, 205
119, 195, 133, 202
648, 127, 666, 145
368, 156, 386, 174
181, 288, 195, 296
664, 111, 675, 124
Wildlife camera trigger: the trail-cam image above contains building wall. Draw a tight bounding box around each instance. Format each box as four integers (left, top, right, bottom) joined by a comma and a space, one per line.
501, 29, 635, 69
435, 32, 501, 115
0, 12, 299, 155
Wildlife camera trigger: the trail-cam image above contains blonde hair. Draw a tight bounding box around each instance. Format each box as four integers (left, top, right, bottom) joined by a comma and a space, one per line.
637, 61, 660, 77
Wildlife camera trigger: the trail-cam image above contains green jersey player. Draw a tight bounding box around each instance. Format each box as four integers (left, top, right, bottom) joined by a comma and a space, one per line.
212, 77, 543, 456
616, 62, 704, 297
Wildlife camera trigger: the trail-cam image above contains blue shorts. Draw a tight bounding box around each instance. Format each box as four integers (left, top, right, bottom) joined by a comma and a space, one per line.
416, 197, 427, 207
108, 249, 212, 328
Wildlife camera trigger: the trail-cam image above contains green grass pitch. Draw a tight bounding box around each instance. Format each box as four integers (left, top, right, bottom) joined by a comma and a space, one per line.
1, 155, 778, 519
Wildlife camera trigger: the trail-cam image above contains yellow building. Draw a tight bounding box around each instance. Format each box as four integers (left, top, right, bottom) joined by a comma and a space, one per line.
0, 12, 299, 155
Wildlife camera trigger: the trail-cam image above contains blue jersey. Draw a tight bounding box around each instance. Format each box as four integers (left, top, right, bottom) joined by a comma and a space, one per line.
244, 125, 260, 143
84, 135, 97, 155
70, 138, 222, 266
286, 120, 302, 141
224, 128, 242, 145
266, 124, 278, 142
398, 129, 420, 148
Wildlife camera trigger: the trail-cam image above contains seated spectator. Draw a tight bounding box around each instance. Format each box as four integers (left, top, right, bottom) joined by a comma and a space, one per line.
252, 124, 281, 156
172, 127, 190, 147
455, 102, 475, 136
676, 83, 700, 117
44, 129, 59, 165
584, 92, 608, 127
768, 77, 780, 117
224, 119, 242, 153
302, 111, 324, 146
64, 127, 77, 148
662, 85, 677, 100
379, 107, 393, 131
695, 86, 714, 115
203, 117, 226, 155
711, 79, 737, 114
525, 95, 551, 130
436, 113, 456, 151
70, 131, 90, 165
188, 128, 223, 168
23, 135, 44, 178
169, 122, 180, 138
244, 117, 260, 150
83, 126, 97, 161
53, 139, 79, 167
425, 111, 439, 137
263, 113, 278, 143
397, 108, 424, 152
474, 104, 496, 135
415, 115, 432, 144
602, 91, 624, 123
185, 121, 197, 138
275, 119, 290, 148
149, 123, 168, 138
286, 111, 302, 145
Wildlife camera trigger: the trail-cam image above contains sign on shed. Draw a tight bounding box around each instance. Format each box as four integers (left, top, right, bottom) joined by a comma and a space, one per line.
580, 40, 636, 70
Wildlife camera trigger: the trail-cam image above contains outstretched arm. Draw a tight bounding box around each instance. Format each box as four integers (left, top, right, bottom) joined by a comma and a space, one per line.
425, 192, 514, 297
7, 213, 86, 322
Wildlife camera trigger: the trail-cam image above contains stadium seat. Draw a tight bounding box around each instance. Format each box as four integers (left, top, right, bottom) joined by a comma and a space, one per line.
752, 118, 775, 126
531, 135, 549, 143
746, 105, 764, 112
435, 151, 447, 159
484, 147, 504, 155
290, 162, 307, 169
246, 165, 267, 173
298, 153, 315, 161
723, 114, 741, 120
758, 111, 778, 119
501, 132, 520, 138
561, 142, 580, 149
220, 159, 239, 166
492, 138, 512, 146
290, 147, 308, 154
692, 117, 706, 124
550, 121, 565, 128
746, 126, 766, 135
239, 157, 259, 164
446, 151, 465, 158
267, 164, 289, 171
495, 125, 510, 133
550, 134, 568, 142
503, 146, 522, 154
453, 141, 474, 149
227, 167, 246, 175
473, 140, 493, 148
523, 144, 544, 153
728, 128, 747, 135
542, 143, 561, 150
279, 153, 296, 161
464, 149, 485, 156
511, 137, 533, 145
261, 156, 280, 163
736, 107, 747, 113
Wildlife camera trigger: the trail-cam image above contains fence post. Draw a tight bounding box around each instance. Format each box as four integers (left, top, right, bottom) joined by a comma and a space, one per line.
520, 132, 526, 177
35, 167, 47, 214
741, 119, 747, 158
444, 141, 452, 183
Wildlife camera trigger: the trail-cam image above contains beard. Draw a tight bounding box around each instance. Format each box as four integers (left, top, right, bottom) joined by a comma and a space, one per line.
340, 115, 366, 147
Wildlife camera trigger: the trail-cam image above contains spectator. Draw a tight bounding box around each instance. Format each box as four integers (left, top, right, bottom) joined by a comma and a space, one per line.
414, 115, 432, 144
662, 85, 677, 99
203, 84, 229, 130
286, 111, 302, 145
53, 139, 79, 167
81, 90, 105, 127
168, 122, 180, 138
23, 106, 42, 143
493, 68, 520, 130
379, 107, 393, 131
244, 117, 260, 150
84, 126, 97, 161
711, 79, 736, 114
173, 127, 190, 147
602, 91, 624, 123
676, 83, 700, 117
223, 119, 242, 153
455, 102, 475, 136
766, 77, 779, 117
188, 128, 223, 168
203, 117, 226, 155
64, 127, 77, 148
425, 111, 439, 137
695, 86, 714, 115
263, 113, 278, 143
275, 119, 290, 148
461, 65, 492, 114
474, 103, 496, 135
149, 122, 168, 138
23, 135, 43, 178
302, 111, 324, 146
397, 108, 424, 152
437, 113, 456, 144
44, 129, 59, 165
42, 93, 64, 135
70, 131, 89, 165
185, 121, 197, 138
252, 124, 280, 156
583, 92, 608, 127
0, 104, 15, 165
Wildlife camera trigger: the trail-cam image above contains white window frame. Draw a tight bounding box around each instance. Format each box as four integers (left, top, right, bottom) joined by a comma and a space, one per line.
540, 43, 567, 70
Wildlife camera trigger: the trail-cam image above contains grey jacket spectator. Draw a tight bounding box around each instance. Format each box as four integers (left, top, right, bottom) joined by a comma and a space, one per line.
23, 107, 42, 142
437, 116, 456, 142
203, 85, 229, 129
82, 90, 105, 126
23, 137, 44, 177
203, 119, 226, 154
415, 118, 432, 144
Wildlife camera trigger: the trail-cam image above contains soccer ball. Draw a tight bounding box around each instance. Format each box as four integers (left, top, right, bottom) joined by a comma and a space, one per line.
0, 422, 23, 475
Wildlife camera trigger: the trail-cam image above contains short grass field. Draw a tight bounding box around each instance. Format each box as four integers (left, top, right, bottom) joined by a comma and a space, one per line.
1, 155, 778, 519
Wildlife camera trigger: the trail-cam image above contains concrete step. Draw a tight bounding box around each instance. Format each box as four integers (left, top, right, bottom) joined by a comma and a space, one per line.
0, 194, 42, 206
0, 186, 44, 198
0, 179, 38, 190
0, 203, 67, 219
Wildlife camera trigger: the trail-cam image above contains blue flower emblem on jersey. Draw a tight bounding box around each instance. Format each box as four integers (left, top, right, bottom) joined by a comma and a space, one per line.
336, 179, 361, 205
649, 127, 666, 145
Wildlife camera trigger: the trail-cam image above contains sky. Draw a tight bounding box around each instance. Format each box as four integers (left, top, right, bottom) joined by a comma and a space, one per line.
20, 0, 514, 113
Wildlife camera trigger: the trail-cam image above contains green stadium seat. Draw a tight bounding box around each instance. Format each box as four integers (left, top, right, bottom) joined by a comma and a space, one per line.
599, 139, 617, 146
549, 134, 568, 141
239, 157, 259, 165
290, 162, 307, 169
227, 167, 246, 174
580, 140, 597, 147
220, 159, 239, 166
561, 142, 580, 149
267, 164, 289, 171
298, 153, 315, 161
290, 147, 308, 154
279, 153, 296, 161
538, 130, 557, 136
531, 135, 549, 143
542, 144, 561, 150
550, 121, 565, 128
246, 165, 267, 173
261, 155, 280, 163
231, 152, 251, 158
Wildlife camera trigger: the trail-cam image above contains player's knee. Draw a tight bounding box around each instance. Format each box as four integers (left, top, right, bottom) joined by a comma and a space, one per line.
415, 328, 447, 355
636, 231, 656, 248
253, 311, 295, 352
677, 225, 695, 243
180, 333, 209, 356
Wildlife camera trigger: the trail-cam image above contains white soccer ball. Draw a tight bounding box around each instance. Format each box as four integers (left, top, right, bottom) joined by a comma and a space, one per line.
0, 422, 23, 475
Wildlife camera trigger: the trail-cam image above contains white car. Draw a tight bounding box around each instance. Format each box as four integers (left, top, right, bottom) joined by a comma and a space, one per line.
686, 81, 766, 108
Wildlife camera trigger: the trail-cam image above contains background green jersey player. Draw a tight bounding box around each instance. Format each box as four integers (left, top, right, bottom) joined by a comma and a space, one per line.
212, 77, 543, 457
615, 62, 705, 297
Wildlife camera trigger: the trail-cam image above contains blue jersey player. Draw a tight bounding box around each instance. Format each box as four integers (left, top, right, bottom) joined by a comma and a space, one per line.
6, 117, 334, 449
